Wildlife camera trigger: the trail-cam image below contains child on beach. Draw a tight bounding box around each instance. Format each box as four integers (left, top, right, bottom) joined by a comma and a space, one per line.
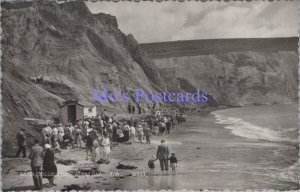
148, 156, 156, 175
137, 125, 144, 144
169, 153, 178, 174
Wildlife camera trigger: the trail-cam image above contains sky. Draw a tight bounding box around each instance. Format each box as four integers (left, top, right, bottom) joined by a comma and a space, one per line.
86, 1, 298, 43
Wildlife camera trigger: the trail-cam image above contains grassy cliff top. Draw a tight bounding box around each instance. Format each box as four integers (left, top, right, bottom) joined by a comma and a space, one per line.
140, 37, 298, 58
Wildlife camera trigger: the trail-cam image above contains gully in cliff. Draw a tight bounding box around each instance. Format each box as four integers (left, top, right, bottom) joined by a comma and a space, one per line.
92, 88, 208, 103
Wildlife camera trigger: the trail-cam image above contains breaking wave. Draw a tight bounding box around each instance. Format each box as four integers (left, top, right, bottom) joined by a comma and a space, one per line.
211, 111, 297, 145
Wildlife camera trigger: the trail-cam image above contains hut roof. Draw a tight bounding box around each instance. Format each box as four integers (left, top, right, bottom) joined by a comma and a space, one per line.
60, 100, 95, 108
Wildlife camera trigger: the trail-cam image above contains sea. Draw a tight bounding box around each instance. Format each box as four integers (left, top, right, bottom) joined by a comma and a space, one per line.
211, 103, 299, 184
211, 104, 298, 145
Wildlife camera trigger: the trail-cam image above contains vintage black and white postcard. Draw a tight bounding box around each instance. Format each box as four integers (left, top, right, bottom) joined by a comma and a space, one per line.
1, 0, 299, 191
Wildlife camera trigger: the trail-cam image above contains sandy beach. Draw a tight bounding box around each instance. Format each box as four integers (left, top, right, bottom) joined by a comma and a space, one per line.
3, 109, 298, 191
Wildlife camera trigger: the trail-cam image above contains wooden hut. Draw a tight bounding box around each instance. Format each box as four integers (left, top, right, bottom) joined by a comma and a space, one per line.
60, 100, 97, 125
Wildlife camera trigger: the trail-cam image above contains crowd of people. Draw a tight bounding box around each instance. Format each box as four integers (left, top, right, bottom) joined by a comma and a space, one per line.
16, 104, 188, 190
37, 106, 187, 159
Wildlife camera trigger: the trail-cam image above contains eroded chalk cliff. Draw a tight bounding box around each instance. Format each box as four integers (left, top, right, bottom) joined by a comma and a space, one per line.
141, 38, 298, 106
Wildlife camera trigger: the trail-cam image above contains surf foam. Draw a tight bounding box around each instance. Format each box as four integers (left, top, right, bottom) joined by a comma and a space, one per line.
211, 111, 297, 145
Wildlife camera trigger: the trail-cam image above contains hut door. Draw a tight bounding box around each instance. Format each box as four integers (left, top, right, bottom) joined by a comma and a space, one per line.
67, 105, 77, 124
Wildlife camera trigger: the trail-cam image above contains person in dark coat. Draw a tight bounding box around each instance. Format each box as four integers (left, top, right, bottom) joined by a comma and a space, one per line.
29, 139, 44, 190
94, 115, 101, 133
123, 123, 130, 142
144, 127, 152, 144
112, 124, 118, 142
171, 117, 175, 129
43, 134, 51, 146
43, 144, 57, 187
132, 104, 136, 114
166, 121, 171, 134
83, 133, 93, 160
128, 102, 132, 114
62, 132, 73, 149
16, 129, 27, 158
156, 140, 169, 175
137, 102, 142, 115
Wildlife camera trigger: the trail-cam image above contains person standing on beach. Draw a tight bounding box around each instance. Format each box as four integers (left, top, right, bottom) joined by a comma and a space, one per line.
156, 140, 169, 175
94, 115, 101, 133
132, 104, 136, 114
116, 127, 124, 142
91, 134, 101, 167
166, 120, 171, 134
73, 125, 82, 148
83, 133, 93, 160
128, 102, 132, 114
43, 144, 57, 187
42, 124, 52, 138
52, 137, 64, 160
16, 128, 27, 158
57, 124, 64, 143
29, 139, 44, 190
43, 134, 51, 146
123, 123, 130, 142
89, 128, 98, 142
169, 153, 178, 174
52, 126, 58, 137
171, 116, 175, 129
138, 101, 142, 115
101, 109, 107, 117
112, 113, 117, 122
102, 133, 111, 164
137, 125, 144, 143
144, 126, 152, 144
148, 156, 156, 175
158, 121, 166, 135
129, 125, 136, 143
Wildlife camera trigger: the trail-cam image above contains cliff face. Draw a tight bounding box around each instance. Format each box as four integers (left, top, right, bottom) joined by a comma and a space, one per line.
141, 38, 299, 106
1, 0, 165, 155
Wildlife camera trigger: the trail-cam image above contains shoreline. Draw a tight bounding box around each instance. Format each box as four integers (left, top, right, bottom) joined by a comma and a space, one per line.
3, 108, 299, 191
211, 104, 299, 147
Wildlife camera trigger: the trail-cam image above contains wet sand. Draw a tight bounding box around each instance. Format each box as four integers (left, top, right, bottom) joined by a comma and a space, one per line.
2, 110, 299, 191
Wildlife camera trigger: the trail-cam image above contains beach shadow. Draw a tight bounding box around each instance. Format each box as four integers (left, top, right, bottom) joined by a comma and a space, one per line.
170, 174, 176, 189
4, 183, 52, 191
148, 175, 156, 186
3, 185, 34, 191
159, 174, 170, 189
